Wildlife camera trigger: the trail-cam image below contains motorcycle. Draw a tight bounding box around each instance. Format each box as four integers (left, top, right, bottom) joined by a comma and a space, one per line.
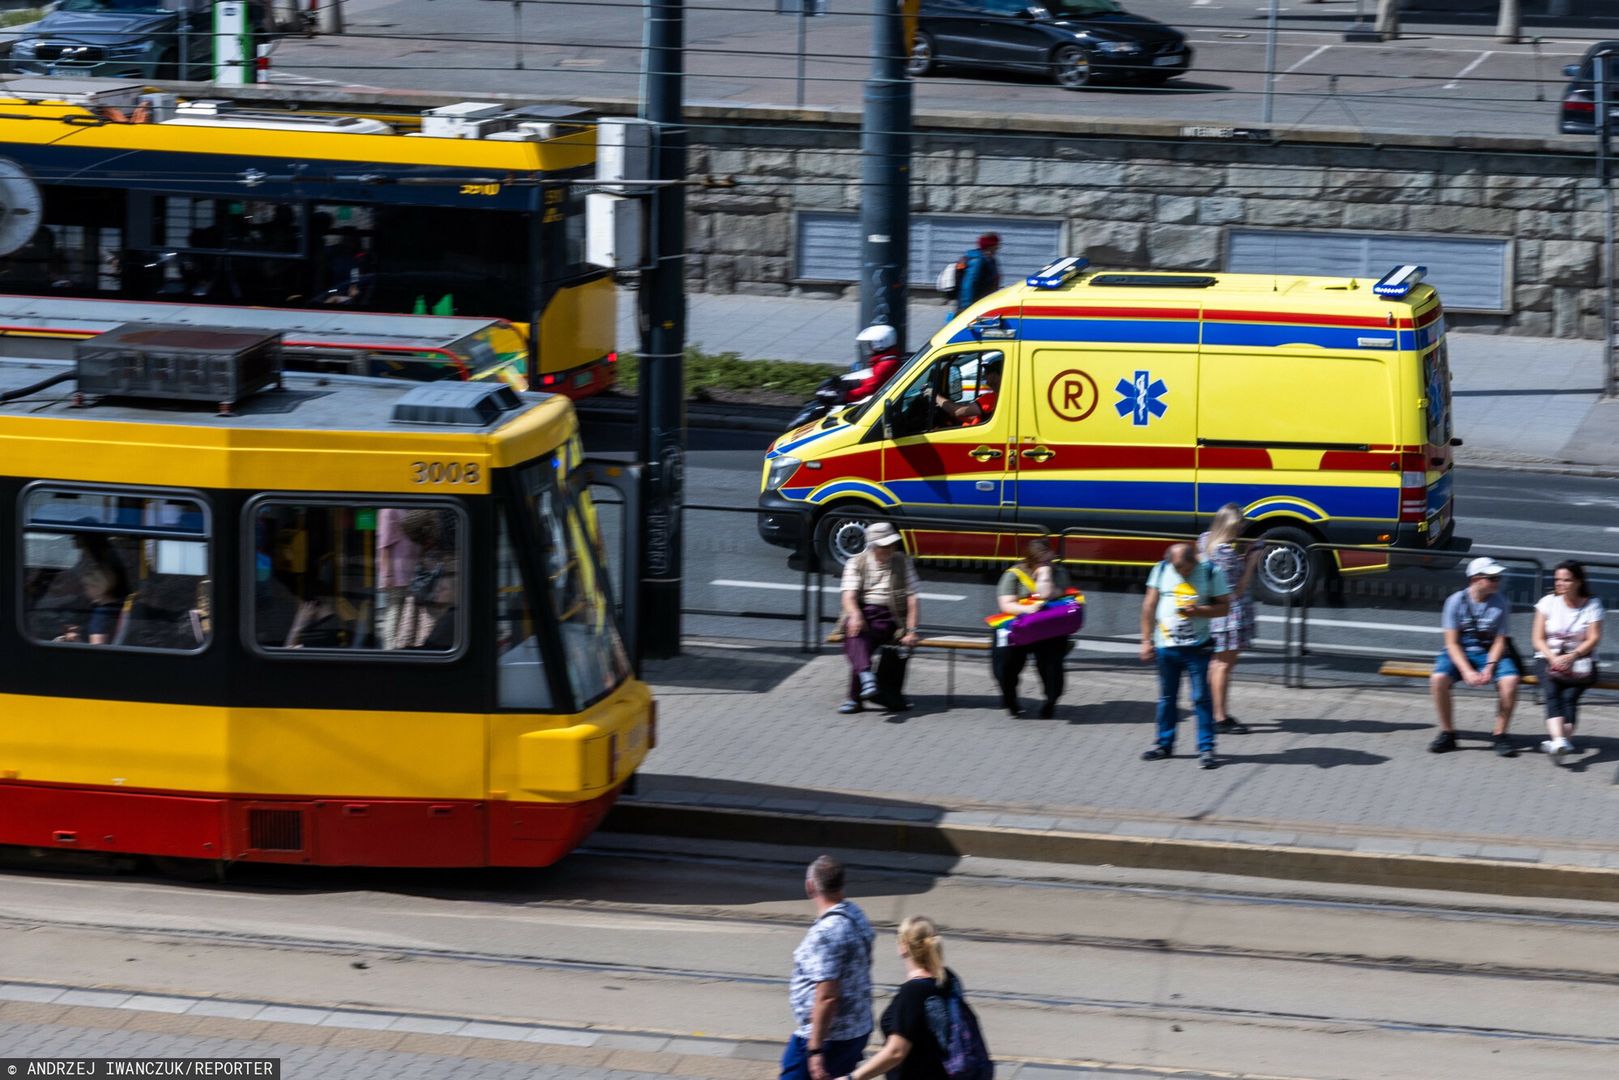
786, 368, 870, 431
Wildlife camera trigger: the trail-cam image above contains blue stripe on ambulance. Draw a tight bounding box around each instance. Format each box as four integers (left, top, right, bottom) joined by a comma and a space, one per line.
947, 317, 1426, 352
1197, 483, 1397, 520
1427, 470, 1454, 515
796, 480, 898, 506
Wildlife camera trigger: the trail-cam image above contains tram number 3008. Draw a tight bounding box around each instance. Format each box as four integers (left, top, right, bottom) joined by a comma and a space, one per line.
412, 461, 482, 485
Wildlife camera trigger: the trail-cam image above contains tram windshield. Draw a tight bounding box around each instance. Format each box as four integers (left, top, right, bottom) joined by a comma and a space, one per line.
515, 458, 631, 709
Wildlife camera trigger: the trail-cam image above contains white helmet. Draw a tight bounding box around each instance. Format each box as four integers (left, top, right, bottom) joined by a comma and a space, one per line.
856, 323, 898, 355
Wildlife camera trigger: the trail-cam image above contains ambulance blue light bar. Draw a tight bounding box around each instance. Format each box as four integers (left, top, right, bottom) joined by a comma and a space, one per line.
1026, 256, 1089, 289
1372, 264, 1427, 298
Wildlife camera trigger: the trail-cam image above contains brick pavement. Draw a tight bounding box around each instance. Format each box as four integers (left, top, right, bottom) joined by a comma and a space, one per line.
0, 986, 1166, 1080
624, 646, 1619, 891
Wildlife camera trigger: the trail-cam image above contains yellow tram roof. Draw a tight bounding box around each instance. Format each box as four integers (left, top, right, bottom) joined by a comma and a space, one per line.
0, 360, 576, 495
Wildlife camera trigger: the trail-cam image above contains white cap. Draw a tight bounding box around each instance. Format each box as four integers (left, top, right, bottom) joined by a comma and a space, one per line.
865, 521, 903, 547
1466, 556, 1506, 578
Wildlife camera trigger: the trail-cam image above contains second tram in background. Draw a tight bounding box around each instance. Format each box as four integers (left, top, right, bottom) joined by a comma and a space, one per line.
0, 78, 617, 397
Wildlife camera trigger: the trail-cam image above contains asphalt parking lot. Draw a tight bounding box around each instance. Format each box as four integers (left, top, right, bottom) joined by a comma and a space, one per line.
274, 0, 1619, 140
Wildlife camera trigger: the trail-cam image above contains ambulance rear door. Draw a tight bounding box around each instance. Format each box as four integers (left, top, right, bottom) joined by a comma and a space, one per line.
1013, 315, 1199, 565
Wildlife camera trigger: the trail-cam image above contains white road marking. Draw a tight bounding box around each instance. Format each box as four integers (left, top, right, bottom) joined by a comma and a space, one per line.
1443, 51, 1493, 90
710, 579, 966, 602
1258, 615, 1439, 634
1278, 44, 1331, 80
1606, 528, 1619, 534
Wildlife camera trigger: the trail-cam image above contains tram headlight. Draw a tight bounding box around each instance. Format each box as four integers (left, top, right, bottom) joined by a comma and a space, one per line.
765, 455, 801, 492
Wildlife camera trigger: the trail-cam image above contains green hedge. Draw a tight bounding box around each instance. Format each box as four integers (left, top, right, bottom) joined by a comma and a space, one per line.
613, 348, 844, 402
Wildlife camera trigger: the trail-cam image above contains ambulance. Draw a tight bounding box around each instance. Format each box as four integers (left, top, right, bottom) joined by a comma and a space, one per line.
757, 259, 1470, 601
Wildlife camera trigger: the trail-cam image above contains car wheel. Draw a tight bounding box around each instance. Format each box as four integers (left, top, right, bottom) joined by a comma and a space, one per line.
1251, 525, 1323, 605
907, 32, 936, 77
1052, 45, 1092, 90
814, 507, 877, 572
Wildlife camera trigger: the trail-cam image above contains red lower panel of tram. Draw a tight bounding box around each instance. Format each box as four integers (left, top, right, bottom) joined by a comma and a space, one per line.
0, 781, 622, 868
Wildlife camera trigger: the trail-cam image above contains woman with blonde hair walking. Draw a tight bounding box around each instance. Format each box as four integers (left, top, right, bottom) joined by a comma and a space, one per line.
1198, 503, 1260, 736
835, 917, 991, 1080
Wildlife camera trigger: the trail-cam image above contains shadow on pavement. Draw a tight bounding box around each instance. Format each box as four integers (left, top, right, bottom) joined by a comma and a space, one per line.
1218, 747, 1390, 769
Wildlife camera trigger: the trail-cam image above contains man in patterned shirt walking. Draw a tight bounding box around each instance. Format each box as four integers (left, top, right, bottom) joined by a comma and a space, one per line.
781, 855, 876, 1080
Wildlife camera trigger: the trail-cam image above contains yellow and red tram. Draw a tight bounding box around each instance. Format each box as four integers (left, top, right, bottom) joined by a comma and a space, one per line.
0, 349, 651, 867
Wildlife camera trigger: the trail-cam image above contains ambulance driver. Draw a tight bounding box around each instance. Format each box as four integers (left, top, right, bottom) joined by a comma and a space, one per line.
935, 353, 1002, 427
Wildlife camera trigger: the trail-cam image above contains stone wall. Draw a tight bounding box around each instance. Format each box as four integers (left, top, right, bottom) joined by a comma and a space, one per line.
682, 110, 1609, 338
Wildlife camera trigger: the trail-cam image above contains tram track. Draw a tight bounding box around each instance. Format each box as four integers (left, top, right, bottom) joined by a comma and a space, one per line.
5, 909, 1619, 1052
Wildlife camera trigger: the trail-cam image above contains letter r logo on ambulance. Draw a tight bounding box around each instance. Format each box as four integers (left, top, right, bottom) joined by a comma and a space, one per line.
1115, 370, 1168, 426
1047, 369, 1098, 422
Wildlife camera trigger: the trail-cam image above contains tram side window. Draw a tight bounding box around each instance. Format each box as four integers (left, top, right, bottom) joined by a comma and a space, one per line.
251, 502, 463, 656
21, 488, 211, 651
522, 464, 630, 707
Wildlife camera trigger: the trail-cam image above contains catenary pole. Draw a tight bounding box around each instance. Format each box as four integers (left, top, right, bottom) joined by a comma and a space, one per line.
637, 0, 687, 658
859, 0, 912, 352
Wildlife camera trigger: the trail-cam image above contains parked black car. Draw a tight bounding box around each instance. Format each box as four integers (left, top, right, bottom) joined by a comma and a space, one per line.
907, 0, 1191, 90
1558, 40, 1619, 135
9, 0, 266, 82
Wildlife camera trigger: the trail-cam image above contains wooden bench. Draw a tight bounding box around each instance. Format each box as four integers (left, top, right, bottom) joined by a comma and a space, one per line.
1378, 660, 1619, 692
826, 630, 991, 705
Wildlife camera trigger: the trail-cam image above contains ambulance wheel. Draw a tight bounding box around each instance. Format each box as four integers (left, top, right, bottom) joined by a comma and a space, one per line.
907, 32, 936, 77
814, 508, 874, 571
1052, 46, 1093, 90
1252, 525, 1323, 605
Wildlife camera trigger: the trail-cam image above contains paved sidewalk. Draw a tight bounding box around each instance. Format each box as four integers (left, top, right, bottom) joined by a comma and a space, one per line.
622, 645, 1619, 898
618, 293, 1619, 470
0, 983, 1154, 1080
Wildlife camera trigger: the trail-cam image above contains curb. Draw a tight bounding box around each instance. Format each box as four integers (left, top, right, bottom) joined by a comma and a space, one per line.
604, 801, 1619, 903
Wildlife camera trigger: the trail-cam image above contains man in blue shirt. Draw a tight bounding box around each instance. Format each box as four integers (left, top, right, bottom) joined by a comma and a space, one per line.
1430, 556, 1520, 756
1139, 543, 1231, 769
782, 855, 874, 1080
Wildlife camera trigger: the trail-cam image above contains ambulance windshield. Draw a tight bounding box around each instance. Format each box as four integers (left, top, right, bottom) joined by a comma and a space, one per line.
845, 347, 926, 424
1422, 340, 1452, 446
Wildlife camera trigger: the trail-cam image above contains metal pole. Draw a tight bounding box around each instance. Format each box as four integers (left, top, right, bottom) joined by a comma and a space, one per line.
637, 0, 687, 659
859, 0, 912, 351
1262, 0, 1279, 124
796, 2, 808, 107
513, 0, 524, 71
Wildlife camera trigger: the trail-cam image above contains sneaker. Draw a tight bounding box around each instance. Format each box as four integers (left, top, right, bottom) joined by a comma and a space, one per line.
1039, 701, 1057, 719
858, 671, 879, 700
1493, 735, 1517, 758
1007, 705, 1026, 718
837, 699, 862, 715
1428, 731, 1457, 754
1216, 718, 1250, 735
1200, 751, 1219, 770
1542, 738, 1570, 765
1141, 746, 1172, 761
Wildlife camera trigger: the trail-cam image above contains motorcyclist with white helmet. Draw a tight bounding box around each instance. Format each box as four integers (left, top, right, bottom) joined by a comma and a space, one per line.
848, 323, 903, 402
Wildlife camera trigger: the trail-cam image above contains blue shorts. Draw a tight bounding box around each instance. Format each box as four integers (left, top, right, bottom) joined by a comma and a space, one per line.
1433, 647, 1519, 683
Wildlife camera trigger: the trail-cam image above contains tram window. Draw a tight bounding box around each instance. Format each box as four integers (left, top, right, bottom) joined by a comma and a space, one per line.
495, 510, 552, 709
20, 487, 211, 652
521, 463, 630, 707
250, 501, 464, 657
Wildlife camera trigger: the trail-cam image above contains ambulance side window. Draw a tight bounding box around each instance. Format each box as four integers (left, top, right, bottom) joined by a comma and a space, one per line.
890, 350, 1004, 437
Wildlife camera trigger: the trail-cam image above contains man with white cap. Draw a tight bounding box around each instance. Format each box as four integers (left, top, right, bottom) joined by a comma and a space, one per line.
1429, 556, 1520, 756
838, 522, 920, 714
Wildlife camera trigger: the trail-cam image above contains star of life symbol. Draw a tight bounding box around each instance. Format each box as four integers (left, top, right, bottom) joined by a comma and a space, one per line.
1114, 370, 1167, 426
